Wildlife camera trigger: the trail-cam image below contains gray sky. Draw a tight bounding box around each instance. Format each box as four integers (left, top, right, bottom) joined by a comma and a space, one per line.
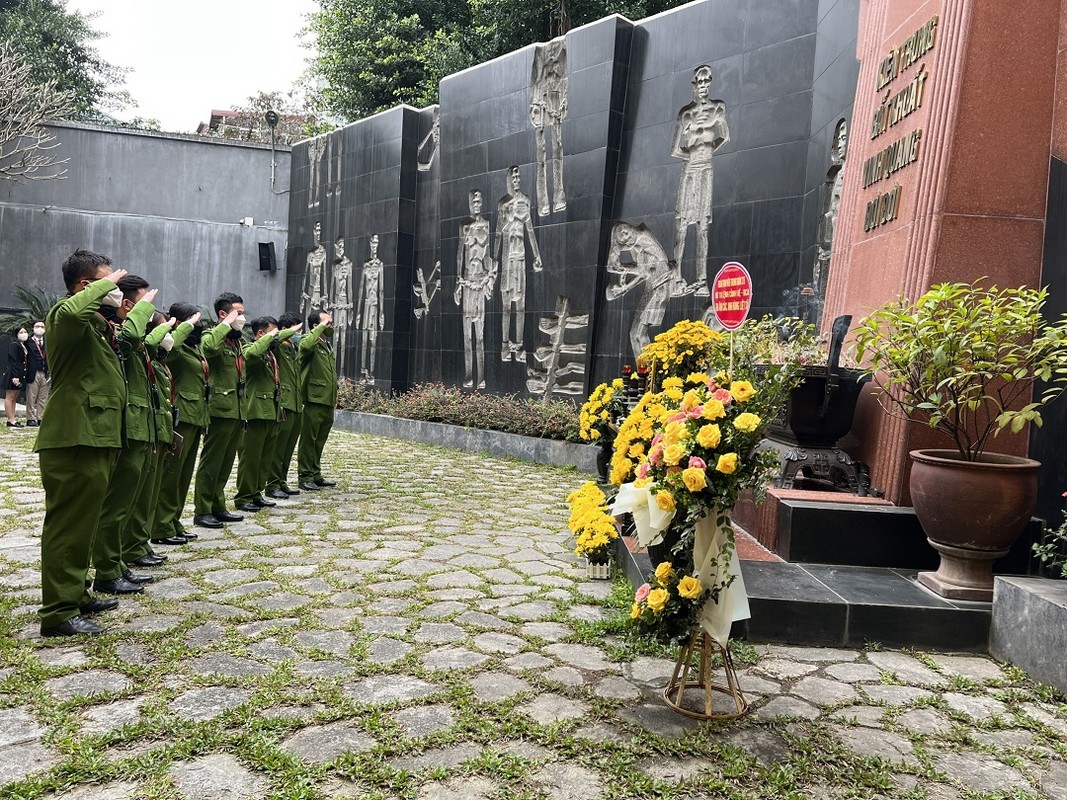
65, 0, 318, 133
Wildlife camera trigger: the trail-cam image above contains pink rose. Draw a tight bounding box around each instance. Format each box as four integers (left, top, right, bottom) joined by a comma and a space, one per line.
688, 456, 706, 469
651, 433, 664, 447
713, 388, 733, 404
635, 583, 651, 603
649, 444, 664, 465
636, 461, 650, 479
668, 412, 687, 423
707, 380, 718, 391
687, 406, 704, 419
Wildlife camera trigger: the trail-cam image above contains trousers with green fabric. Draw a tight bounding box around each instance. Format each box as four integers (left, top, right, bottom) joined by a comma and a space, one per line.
194, 417, 244, 515
235, 419, 280, 505
124, 447, 165, 561
297, 402, 333, 483
92, 440, 151, 582
38, 446, 117, 628
155, 421, 203, 537
266, 410, 301, 492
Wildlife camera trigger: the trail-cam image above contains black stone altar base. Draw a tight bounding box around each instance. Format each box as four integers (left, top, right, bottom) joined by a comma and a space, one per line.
616, 537, 993, 652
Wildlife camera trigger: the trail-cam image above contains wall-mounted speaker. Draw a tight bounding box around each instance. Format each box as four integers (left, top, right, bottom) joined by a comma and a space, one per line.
258, 241, 277, 272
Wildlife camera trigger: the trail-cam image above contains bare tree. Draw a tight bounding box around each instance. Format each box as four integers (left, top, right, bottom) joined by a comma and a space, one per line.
0, 41, 74, 181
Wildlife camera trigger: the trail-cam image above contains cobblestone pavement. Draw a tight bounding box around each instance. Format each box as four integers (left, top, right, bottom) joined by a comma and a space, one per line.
1, 427, 1066, 800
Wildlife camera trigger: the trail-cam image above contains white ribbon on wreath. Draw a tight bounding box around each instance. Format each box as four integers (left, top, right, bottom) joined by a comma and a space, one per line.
613, 482, 750, 647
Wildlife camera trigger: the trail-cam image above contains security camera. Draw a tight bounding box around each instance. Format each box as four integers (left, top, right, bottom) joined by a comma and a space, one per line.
239, 217, 254, 227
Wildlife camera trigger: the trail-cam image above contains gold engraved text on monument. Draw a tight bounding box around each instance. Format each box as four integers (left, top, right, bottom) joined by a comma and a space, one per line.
861, 128, 922, 189
877, 15, 938, 90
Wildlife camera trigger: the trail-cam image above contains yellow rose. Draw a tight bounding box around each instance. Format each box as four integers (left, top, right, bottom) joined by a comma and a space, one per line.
646, 587, 670, 614
630, 602, 642, 620
716, 452, 738, 474
733, 412, 762, 433
663, 443, 686, 466
682, 467, 707, 492
681, 389, 701, 411
677, 575, 703, 600
696, 424, 722, 449
701, 399, 726, 420
654, 561, 674, 585
730, 380, 756, 402
655, 491, 676, 512
665, 420, 689, 441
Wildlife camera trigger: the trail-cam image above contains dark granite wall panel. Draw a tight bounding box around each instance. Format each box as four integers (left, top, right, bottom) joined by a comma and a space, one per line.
284, 0, 863, 397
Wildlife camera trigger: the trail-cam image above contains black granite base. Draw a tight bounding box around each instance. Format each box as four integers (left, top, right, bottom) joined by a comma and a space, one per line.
616, 537, 992, 652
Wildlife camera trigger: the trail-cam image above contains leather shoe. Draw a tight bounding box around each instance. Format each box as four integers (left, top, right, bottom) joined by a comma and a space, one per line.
130, 554, 166, 567
267, 489, 289, 499
236, 502, 262, 513
299, 481, 320, 491
213, 510, 244, 522
314, 478, 337, 487
94, 576, 144, 594
80, 598, 119, 615
41, 615, 105, 637
193, 514, 224, 529
252, 496, 276, 507
281, 485, 301, 495
123, 570, 155, 585
181, 529, 199, 540
151, 535, 188, 545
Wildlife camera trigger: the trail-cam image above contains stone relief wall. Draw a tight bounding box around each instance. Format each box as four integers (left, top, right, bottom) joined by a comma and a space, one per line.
285, 0, 861, 394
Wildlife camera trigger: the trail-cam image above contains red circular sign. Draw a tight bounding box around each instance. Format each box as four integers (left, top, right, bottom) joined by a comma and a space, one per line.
712, 262, 753, 331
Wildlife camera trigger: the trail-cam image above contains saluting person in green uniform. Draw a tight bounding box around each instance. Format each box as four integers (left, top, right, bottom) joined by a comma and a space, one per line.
123, 311, 191, 564
266, 311, 304, 499
154, 303, 226, 536
193, 293, 248, 528
297, 309, 338, 491
234, 316, 301, 511
36, 251, 130, 637
91, 275, 162, 595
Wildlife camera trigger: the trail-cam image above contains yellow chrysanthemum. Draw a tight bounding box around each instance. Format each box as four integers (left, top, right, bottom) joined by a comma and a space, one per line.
628, 442, 645, 459
612, 378, 624, 389
633, 477, 652, 489
716, 452, 738, 474
696, 424, 721, 449
733, 412, 762, 433
686, 372, 710, 385
664, 387, 683, 402
677, 575, 703, 600
646, 587, 669, 614
662, 376, 684, 390
730, 380, 756, 402
682, 467, 707, 492
655, 491, 676, 512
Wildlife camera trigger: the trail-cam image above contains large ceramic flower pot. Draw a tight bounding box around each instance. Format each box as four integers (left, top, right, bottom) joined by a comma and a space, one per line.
909, 449, 1039, 601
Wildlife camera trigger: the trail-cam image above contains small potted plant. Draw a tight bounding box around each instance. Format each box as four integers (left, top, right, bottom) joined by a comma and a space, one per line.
566, 481, 618, 579
854, 281, 1067, 599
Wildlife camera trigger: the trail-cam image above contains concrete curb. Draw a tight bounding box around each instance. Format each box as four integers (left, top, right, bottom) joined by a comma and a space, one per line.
332, 410, 599, 474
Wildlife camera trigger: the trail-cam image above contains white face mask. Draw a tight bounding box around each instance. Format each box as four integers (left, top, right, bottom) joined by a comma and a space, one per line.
232, 314, 247, 331
101, 288, 124, 307
33, 327, 44, 337
160, 333, 175, 352
17, 331, 28, 342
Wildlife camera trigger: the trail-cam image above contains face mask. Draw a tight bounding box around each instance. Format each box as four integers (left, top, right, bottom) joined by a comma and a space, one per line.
33, 327, 44, 337
160, 333, 175, 352
101, 288, 124, 308
17, 331, 28, 342
232, 314, 247, 332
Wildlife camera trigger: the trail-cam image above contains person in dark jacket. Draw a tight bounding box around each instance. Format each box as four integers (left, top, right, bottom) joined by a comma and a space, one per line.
4, 326, 29, 427
25, 320, 49, 427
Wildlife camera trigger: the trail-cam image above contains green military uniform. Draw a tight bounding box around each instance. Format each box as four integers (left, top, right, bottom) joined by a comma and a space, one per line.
92, 300, 158, 584
266, 332, 303, 493
297, 323, 338, 484
125, 322, 191, 559
35, 278, 128, 628
194, 322, 245, 516
156, 321, 225, 538
234, 329, 295, 505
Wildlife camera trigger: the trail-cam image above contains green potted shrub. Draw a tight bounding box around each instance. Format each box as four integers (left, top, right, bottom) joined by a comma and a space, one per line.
854, 281, 1067, 599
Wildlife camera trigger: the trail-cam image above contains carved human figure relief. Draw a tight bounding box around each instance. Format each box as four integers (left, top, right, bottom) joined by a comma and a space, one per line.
605, 221, 697, 360
672, 65, 730, 294
355, 234, 386, 384
331, 236, 354, 376
814, 118, 848, 300
327, 129, 344, 202
307, 136, 326, 210
454, 190, 498, 389
417, 107, 440, 172
302, 221, 328, 323
495, 166, 543, 363
530, 36, 568, 217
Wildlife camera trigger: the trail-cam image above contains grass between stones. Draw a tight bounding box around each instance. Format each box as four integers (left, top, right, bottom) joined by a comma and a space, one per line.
0, 426, 1065, 800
